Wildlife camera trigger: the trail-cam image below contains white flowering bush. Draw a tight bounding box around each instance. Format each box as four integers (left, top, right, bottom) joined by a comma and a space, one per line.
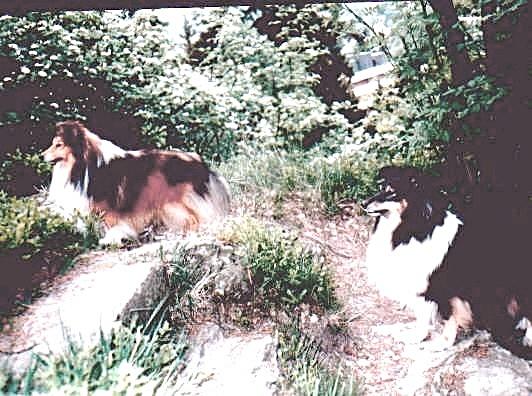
190, 7, 356, 151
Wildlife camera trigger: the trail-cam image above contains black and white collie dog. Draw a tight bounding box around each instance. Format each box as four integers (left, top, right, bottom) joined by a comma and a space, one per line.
43, 121, 230, 245
363, 166, 531, 359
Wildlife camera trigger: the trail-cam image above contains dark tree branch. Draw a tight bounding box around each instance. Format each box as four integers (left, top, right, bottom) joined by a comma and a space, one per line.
341, 4, 395, 63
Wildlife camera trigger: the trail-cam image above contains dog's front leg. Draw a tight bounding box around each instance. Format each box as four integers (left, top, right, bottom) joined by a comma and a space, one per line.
395, 298, 437, 344
425, 297, 473, 351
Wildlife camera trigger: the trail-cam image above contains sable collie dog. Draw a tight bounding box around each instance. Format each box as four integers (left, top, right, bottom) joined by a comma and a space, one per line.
363, 166, 531, 359
43, 121, 230, 245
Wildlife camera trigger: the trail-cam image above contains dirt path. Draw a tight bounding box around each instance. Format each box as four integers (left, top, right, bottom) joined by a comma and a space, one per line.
280, 201, 418, 394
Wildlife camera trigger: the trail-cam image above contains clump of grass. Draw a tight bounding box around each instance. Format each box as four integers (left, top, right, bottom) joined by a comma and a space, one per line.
1, 318, 187, 395
222, 217, 337, 311
278, 321, 361, 396
163, 241, 221, 321
217, 150, 310, 194
218, 148, 382, 215
313, 157, 381, 214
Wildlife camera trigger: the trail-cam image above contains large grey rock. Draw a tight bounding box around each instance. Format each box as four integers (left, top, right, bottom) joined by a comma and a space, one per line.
0, 240, 173, 375
174, 323, 280, 396
395, 331, 532, 396
431, 335, 532, 396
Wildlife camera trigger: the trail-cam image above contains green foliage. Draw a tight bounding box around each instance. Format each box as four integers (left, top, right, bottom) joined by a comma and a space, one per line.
164, 241, 217, 320
0, 192, 93, 256
0, 6, 361, 193
0, 192, 98, 312
1, 319, 187, 395
278, 321, 360, 396
218, 149, 310, 196
1, 4, 471, 204
0, 11, 176, 126
0, 11, 175, 191
189, 7, 355, 153
314, 156, 380, 214
224, 217, 337, 310
364, 1, 507, 151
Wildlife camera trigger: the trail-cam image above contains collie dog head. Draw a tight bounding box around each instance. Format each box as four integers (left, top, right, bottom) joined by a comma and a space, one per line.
43, 121, 125, 187
363, 166, 456, 247
43, 121, 92, 165
363, 167, 435, 218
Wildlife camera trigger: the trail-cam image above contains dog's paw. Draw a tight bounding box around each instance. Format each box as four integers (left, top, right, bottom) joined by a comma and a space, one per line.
396, 326, 431, 345
515, 317, 532, 347
421, 335, 455, 352
98, 224, 138, 247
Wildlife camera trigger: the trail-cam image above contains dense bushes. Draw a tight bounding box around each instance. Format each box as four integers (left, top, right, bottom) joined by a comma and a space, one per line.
0, 192, 97, 313
0, 7, 364, 194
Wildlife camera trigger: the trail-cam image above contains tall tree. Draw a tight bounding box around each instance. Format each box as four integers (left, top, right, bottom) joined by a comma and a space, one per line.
429, 0, 530, 220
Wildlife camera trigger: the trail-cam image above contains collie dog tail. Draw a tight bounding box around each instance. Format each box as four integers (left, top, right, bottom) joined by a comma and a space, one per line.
184, 171, 231, 227
206, 171, 231, 217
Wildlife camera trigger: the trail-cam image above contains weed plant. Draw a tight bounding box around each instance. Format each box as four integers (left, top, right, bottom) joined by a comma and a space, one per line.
0, 193, 99, 313
223, 217, 337, 311
278, 320, 361, 396
218, 148, 382, 215
163, 242, 215, 321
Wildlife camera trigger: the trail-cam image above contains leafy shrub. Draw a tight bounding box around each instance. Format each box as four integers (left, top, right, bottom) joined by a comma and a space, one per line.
1, 319, 187, 395
0, 192, 97, 312
0, 7, 361, 194
164, 240, 225, 321
0, 150, 52, 196
223, 217, 337, 310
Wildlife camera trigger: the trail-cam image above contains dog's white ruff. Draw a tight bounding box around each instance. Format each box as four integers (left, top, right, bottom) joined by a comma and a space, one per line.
46, 162, 90, 219
46, 134, 128, 240
366, 210, 462, 341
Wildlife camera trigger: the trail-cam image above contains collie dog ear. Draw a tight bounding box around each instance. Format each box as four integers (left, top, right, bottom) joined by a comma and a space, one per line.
56, 121, 88, 158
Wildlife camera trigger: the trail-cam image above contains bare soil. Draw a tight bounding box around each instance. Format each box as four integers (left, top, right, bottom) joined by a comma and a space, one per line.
274, 195, 419, 395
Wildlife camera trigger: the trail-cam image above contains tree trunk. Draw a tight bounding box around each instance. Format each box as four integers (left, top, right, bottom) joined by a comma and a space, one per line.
428, 0, 476, 204
428, 0, 473, 86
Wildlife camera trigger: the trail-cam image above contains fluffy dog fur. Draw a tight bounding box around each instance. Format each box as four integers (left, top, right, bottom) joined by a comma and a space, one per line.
363, 166, 531, 359
43, 121, 230, 245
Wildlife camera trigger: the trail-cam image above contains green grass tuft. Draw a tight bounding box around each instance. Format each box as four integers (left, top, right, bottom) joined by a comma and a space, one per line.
1, 318, 187, 395
223, 217, 338, 311
278, 321, 361, 396
218, 148, 382, 215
